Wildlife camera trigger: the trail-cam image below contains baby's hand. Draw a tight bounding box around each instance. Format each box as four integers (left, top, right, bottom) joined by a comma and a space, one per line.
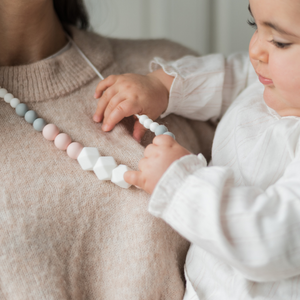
124, 135, 191, 194
93, 71, 170, 142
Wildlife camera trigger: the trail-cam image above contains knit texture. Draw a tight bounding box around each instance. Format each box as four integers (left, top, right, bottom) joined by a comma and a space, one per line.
0, 27, 214, 300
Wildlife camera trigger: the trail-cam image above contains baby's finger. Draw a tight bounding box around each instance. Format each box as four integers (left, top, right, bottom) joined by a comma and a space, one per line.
102, 94, 128, 131
124, 170, 144, 188
103, 99, 141, 132
93, 87, 118, 123
144, 143, 157, 158
94, 75, 118, 99
132, 120, 147, 143
93, 97, 109, 123
153, 134, 175, 146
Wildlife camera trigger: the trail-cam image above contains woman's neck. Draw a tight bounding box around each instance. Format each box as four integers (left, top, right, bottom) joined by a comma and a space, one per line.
0, 0, 67, 66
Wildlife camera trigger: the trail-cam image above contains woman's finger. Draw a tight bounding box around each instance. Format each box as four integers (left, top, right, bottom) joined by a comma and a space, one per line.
124, 170, 144, 188
94, 75, 118, 99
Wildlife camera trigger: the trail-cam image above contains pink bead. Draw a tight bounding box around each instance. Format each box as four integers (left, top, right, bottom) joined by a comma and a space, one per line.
54, 133, 72, 150
67, 142, 84, 159
43, 124, 60, 141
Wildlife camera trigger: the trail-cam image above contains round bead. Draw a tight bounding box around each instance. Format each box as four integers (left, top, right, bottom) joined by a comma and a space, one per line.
4, 93, 14, 103
10, 98, 20, 108
150, 122, 159, 132
163, 132, 175, 139
33, 118, 47, 131
155, 125, 168, 136
42, 124, 60, 141
24, 110, 38, 124
139, 115, 149, 125
143, 118, 153, 129
0, 88, 8, 98
67, 142, 84, 159
15, 103, 29, 117
54, 133, 72, 150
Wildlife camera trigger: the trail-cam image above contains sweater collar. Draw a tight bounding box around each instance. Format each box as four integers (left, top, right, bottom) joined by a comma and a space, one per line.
0, 27, 116, 102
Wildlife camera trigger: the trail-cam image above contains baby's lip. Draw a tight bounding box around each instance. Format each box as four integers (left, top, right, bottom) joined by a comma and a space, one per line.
257, 73, 273, 85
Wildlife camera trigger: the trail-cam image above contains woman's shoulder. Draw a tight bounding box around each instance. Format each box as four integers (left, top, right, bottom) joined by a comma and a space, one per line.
107, 37, 199, 74
71, 27, 199, 74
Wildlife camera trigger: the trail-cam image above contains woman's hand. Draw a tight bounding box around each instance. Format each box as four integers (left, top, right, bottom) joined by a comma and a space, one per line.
124, 135, 191, 194
93, 69, 174, 142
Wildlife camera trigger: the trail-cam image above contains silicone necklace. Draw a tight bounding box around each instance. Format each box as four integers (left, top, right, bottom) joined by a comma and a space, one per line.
0, 37, 175, 189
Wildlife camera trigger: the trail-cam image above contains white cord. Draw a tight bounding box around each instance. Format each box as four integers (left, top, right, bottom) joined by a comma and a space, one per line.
66, 34, 104, 81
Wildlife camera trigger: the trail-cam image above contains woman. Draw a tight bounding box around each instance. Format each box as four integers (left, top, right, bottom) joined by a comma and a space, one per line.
0, 0, 214, 299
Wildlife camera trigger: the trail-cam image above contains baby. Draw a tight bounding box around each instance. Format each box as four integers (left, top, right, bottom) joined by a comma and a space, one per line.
93, 0, 300, 299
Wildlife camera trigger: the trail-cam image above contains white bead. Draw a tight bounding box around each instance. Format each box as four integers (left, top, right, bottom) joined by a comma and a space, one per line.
143, 119, 153, 129
0, 88, 8, 98
77, 147, 100, 171
4, 93, 14, 103
139, 115, 149, 125
93, 156, 118, 180
111, 164, 132, 189
150, 122, 159, 132
10, 98, 20, 108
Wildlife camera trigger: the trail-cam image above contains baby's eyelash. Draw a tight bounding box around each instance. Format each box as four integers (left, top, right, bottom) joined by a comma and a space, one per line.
247, 19, 257, 29
270, 40, 292, 49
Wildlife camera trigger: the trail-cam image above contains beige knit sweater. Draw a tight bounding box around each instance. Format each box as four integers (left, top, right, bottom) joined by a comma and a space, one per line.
0, 27, 214, 300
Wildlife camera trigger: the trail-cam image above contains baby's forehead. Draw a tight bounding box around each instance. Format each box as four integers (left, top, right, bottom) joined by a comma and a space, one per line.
249, 0, 300, 29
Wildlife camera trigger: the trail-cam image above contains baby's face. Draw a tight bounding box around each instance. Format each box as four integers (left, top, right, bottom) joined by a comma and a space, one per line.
249, 0, 300, 116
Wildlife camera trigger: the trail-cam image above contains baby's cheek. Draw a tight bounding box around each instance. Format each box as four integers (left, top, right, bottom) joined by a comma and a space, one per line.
269, 55, 300, 103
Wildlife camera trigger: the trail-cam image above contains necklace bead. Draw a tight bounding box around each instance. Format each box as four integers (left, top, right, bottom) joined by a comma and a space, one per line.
10, 98, 20, 108
4, 93, 14, 103
54, 133, 72, 150
33, 118, 47, 131
25, 110, 38, 124
43, 124, 60, 141
67, 142, 84, 159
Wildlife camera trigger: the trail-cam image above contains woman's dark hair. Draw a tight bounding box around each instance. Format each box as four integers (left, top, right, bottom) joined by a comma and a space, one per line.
53, 0, 89, 35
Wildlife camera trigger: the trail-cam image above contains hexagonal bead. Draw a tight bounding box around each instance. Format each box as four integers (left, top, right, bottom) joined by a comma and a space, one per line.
111, 164, 132, 189
93, 156, 118, 180
77, 147, 100, 171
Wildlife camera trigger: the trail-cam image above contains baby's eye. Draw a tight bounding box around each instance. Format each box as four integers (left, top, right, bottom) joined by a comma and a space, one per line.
270, 40, 292, 49
247, 19, 257, 29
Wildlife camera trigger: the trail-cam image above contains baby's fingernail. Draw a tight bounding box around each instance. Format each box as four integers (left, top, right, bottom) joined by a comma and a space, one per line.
102, 124, 109, 131
94, 93, 98, 99
94, 114, 101, 122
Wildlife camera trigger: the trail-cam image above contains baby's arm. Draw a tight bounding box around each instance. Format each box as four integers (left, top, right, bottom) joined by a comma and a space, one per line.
130, 147, 300, 282
94, 52, 255, 140
93, 69, 174, 141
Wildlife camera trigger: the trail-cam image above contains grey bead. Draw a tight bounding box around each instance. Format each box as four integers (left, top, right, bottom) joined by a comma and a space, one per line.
155, 125, 168, 136
163, 132, 175, 139
15, 103, 29, 117
33, 118, 47, 131
24, 110, 38, 124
